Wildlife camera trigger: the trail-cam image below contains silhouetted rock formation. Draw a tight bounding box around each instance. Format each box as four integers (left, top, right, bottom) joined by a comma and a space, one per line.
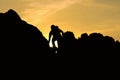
0, 9, 120, 59
60, 31, 77, 55
0, 9, 50, 60
1, 9, 120, 78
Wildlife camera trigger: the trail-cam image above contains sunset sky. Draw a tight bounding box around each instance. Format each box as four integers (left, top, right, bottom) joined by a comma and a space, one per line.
0, 0, 120, 41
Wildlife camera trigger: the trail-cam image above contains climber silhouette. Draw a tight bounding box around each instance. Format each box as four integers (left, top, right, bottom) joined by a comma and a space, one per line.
49, 24, 64, 48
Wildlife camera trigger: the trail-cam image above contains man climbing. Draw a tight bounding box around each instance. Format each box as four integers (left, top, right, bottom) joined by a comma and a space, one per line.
49, 24, 64, 48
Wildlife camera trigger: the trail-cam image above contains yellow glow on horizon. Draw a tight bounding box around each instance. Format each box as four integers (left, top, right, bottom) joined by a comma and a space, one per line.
0, 0, 120, 41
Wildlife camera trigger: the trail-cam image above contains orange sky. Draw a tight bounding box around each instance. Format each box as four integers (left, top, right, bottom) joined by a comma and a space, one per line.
0, 0, 120, 41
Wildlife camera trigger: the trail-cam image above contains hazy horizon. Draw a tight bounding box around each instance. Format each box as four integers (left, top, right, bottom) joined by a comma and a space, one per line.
0, 0, 120, 41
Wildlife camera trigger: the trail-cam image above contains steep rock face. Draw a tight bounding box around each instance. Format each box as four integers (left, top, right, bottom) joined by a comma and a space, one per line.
0, 9, 50, 59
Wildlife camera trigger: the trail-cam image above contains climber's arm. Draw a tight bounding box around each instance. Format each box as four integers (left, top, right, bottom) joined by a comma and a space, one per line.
60, 29, 64, 35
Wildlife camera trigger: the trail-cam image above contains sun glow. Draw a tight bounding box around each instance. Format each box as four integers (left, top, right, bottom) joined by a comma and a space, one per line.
0, 0, 120, 41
